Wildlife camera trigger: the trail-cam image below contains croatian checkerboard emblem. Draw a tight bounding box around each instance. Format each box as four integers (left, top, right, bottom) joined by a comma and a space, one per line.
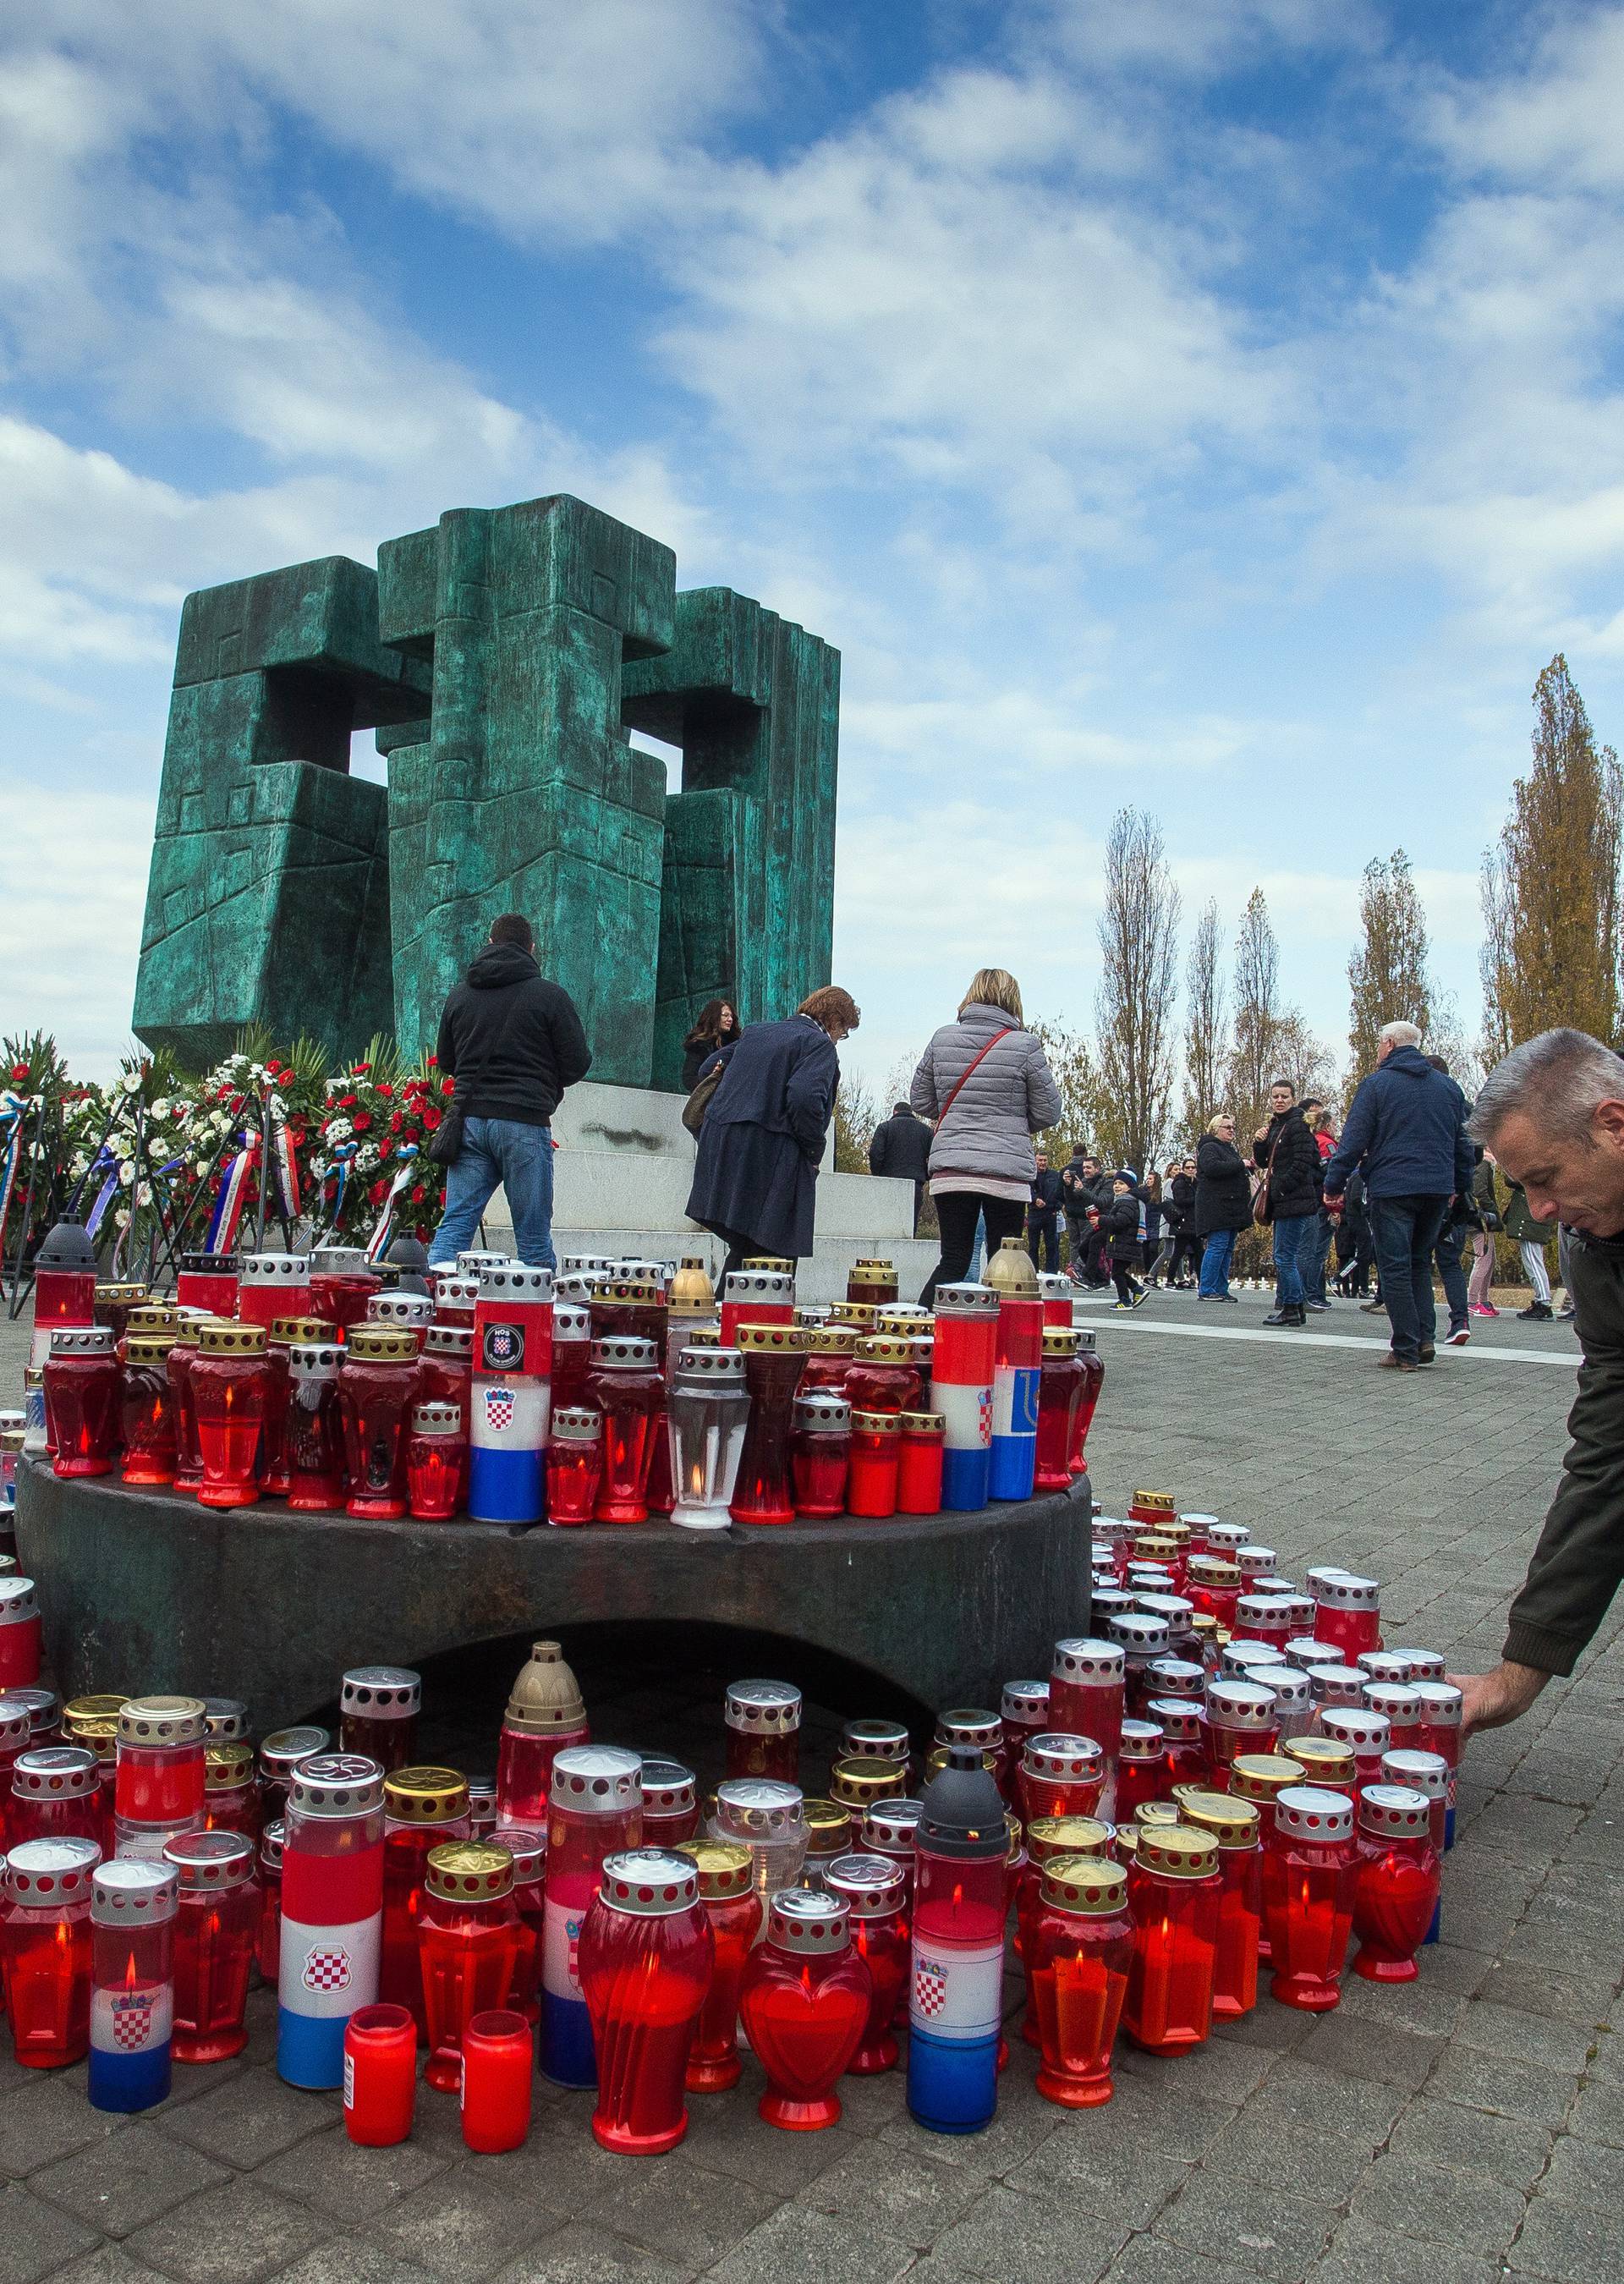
111, 1993, 155, 2049
914, 1960, 947, 2018
978, 1390, 993, 1440
302, 1946, 353, 1992
484, 1387, 516, 1433
482, 1322, 524, 1372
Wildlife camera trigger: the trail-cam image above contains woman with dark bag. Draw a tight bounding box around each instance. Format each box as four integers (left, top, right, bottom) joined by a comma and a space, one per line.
685, 987, 859, 1274
1194, 1114, 1253, 1301
682, 999, 741, 1090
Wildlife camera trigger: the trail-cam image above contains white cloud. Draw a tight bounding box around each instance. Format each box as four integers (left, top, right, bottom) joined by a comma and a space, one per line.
1425, 7, 1624, 194
0, 785, 153, 1071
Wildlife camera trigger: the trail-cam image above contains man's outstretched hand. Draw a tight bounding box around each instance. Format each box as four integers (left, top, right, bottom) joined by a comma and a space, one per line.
1450, 1660, 1550, 1740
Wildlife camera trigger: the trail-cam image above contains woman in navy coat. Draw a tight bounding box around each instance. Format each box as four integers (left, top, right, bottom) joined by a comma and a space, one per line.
686, 987, 860, 1271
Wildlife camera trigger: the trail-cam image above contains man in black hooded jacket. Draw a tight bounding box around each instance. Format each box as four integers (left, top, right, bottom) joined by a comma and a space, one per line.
427, 914, 592, 1270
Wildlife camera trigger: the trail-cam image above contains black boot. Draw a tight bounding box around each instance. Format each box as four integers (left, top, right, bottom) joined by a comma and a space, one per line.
1263, 1305, 1298, 1326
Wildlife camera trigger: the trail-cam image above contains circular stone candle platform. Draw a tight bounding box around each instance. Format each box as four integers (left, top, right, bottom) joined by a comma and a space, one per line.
16, 1460, 1093, 1735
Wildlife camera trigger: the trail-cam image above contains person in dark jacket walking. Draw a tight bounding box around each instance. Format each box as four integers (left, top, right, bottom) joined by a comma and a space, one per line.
1152, 1158, 1201, 1287
1450, 1029, 1624, 1738
686, 986, 859, 1271
870, 1101, 933, 1234
1254, 1083, 1323, 1327
1194, 1114, 1253, 1300
1322, 1022, 1474, 1370
1060, 1148, 1104, 1285
1091, 1174, 1149, 1309
429, 914, 593, 1271
682, 999, 740, 1091
1028, 1149, 1065, 1272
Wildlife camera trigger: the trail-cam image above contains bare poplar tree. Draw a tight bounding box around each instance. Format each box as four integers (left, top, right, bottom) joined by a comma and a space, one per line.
1094, 809, 1181, 1173
1227, 886, 1281, 1145
1481, 655, 1624, 1054
1181, 898, 1228, 1140
1347, 850, 1433, 1081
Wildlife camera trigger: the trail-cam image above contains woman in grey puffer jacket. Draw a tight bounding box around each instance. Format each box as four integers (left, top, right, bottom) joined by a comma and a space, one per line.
910, 969, 1063, 1304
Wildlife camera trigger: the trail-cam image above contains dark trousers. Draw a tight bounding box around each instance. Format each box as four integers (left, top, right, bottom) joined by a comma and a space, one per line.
1086, 1229, 1111, 1283
1029, 1213, 1061, 1272
921, 1193, 1027, 1307
1305, 1208, 1336, 1305
1434, 1219, 1469, 1331
1155, 1231, 1199, 1283
1111, 1260, 1143, 1304
1064, 1212, 1090, 1270
912, 1180, 926, 1237
1369, 1194, 1451, 1360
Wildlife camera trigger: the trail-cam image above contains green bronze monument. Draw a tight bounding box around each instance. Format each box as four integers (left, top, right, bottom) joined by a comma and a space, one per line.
134, 493, 839, 1090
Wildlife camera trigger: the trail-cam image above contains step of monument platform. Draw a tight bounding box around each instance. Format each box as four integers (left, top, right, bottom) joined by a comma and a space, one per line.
480, 1218, 938, 1305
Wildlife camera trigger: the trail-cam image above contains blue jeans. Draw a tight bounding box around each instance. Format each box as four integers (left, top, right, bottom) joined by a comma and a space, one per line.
1305, 1208, 1336, 1304
429, 1117, 557, 1269
1271, 1212, 1316, 1308
1433, 1219, 1469, 1333
1369, 1194, 1451, 1360
1198, 1228, 1235, 1296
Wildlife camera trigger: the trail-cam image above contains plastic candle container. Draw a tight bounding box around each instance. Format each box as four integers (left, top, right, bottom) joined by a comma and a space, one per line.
203, 1743, 261, 1842
823, 1853, 908, 2073
167, 1324, 208, 1491
720, 1270, 794, 1348
1411, 1682, 1462, 1842
892, 1409, 944, 1515
638, 1760, 700, 1851
497, 1826, 546, 2023
260, 1316, 330, 1496
1361, 1682, 1423, 1755
844, 1337, 922, 1420
1351, 1784, 1440, 1981
0, 1580, 41, 1696
798, 1326, 857, 1394
0, 1693, 36, 1843
405, 1402, 464, 1519
45, 1326, 121, 1478
725, 1682, 802, 1786
164, 1830, 256, 2062
988, 1260, 1043, 1500
1233, 1594, 1292, 1650
237, 1252, 312, 1330
1034, 1330, 1084, 1493
340, 1669, 421, 1774
905, 1744, 1007, 2134
258, 1727, 328, 1825
88, 1860, 177, 2112
1319, 1707, 1393, 1794
678, 1840, 761, 2090
257, 1821, 284, 1982
542, 1745, 644, 2087
92, 1282, 148, 1346
118, 1333, 178, 1485
1019, 1734, 1106, 1827
1263, 1785, 1357, 2011
708, 1778, 808, 1914
0, 1837, 100, 2067
739, 1888, 871, 2130
336, 1326, 420, 1519
343, 2002, 416, 2145
1018, 1815, 1114, 2030
841, 1409, 896, 1518
541, 1407, 600, 1524
279, 1339, 344, 1512
29, 1220, 100, 1373
728, 1325, 805, 1525
1204, 1681, 1279, 1787
1067, 1329, 1104, 1475
1111, 1612, 1171, 1717
999, 1683, 1052, 1802
581, 1336, 660, 1523
188, 1320, 267, 1507
308, 1245, 380, 1331
418, 1321, 475, 1420
379, 1766, 471, 2032
662, 1347, 749, 1529
791, 1392, 851, 1517
1123, 1824, 1221, 2056
1171, 1789, 1261, 2019
116, 1697, 207, 1827
547, 1302, 592, 1411
932, 1284, 999, 1512
461, 2008, 534, 2152
8, 1747, 107, 1854
577, 1848, 713, 2152
1027, 1853, 1132, 2107
416, 1840, 522, 2092
277, 1752, 386, 2089
1145, 1699, 1210, 1793
495, 1641, 589, 1829
1309, 1568, 1381, 1660
1051, 1638, 1125, 1806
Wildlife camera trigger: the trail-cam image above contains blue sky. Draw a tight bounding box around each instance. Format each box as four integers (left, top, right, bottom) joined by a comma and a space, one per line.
4, 0, 1624, 1096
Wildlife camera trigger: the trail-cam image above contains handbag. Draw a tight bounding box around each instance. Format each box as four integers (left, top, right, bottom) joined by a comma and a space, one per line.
425, 1101, 466, 1167
1251, 1172, 1271, 1226
682, 1064, 724, 1137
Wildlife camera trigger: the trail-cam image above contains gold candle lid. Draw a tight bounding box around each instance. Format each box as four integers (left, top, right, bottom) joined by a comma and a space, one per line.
851, 1409, 900, 1435
853, 1337, 916, 1364
96, 1282, 149, 1305
64, 1694, 130, 1733
847, 1263, 896, 1289
743, 1256, 796, 1276
1027, 1815, 1113, 1864
828, 1301, 878, 1328
197, 1321, 266, 1355
271, 1315, 339, 1345
1040, 1853, 1128, 1914
732, 1322, 804, 1353
802, 1798, 855, 1856
1136, 1824, 1221, 1880
1282, 1736, 1356, 1784
1041, 1327, 1080, 1356
677, 1838, 754, 1901
1230, 1753, 1309, 1802
204, 1742, 255, 1792
125, 1304, 181, 1333
1131, 1490, 1177, 1515
344, 1326, 418, 1363
384, 1765, 472, 1824
804, 1326, 858, 1354
425, 1839, 513, 1902
123, 1333, 177, 1364
827, 1756, 907, 1808
897, 1410, 945, 1433
1171, 1787, 1261, 1848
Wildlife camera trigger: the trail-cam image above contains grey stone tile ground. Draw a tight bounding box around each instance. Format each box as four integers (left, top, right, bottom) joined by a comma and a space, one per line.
3, 1287, 1622, 2278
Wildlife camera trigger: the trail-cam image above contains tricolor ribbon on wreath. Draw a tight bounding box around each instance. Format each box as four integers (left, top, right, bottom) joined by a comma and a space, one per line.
310, 1144, 355, 1246
267, 1096, 301, 1224
204, 1132, 259, 1255
83, 1144, 123, 1240
0, 1092, 30, 1255
365, 1145, 420, 1264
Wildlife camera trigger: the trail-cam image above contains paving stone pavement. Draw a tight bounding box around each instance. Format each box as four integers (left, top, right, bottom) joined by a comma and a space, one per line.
1, 1287, 1621, 2281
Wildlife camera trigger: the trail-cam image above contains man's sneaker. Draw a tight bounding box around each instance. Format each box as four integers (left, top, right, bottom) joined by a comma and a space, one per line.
1517, 1301, 1554, 1320
1112, 1300, 1134, 1311
1303, 1299, 1329, 1313
1130, 1287, 1151, 1309
1379, 1352, 1418, 1372
1556, 1304, 1576, 1321
1418, 1343, 1435, 1364
1360, 1298, 1386, 1313
1446, 1326, 1470, 1346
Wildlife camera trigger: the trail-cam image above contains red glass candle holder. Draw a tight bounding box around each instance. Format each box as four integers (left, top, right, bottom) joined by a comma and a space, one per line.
543, 1747, 645, 2088
848, 1409, 900, 1518
1018, 1815, 1113, 2030
190, 1321, 270, 1508
343, 2003, 417, 2144
257, 1820, 283, 1983
1145, 1699, 1210, 1794
88, 1858, 177, 2114
1281, 1735, 1357, 1800
1019, 1734, 1106, 1826
236, 1251, 311, 1329
798, 1326, 856, 1396
825, 1853, 908, 2073
8, 1746, 107, 1855
176, 1252, 239, 1317
720, 1271, 794, 1348
1351, 1784, 1439, 1981
495, 1640, 589, 1830
93, 1281, 147, 1346
204, 1743, 261, 1841
893, 1409, 944, 1514
1205, 1681, 1279, 1787
1034, 1331, 1084, 1493
843, 1337, 921, 1420
341, 1669, 420, 1776
725, 1681, 802, 1786
678, 1839, 761, 2090
1186, 1556, 1241, 1630
545, 1301, 590, 1412
283, 1340, 346, 1510
116, 1698, 207, 1825
380, 1767, 472, 2032
0, 1694, 33, 1846
1309, 1568, 1381, 1661
399, 1399, 463, 1519
586, 1336, 663, 1523
1051, 1638, 1124, 1801
1263, 1785, 1357, 2010
119, 1336, 178, 1485
1171, 1789, 1261, 2018
500, 1826, 546, 2023
546, 1407, 602, 1524
1069, 1331, 1104, 1472
462, 2008, 534, 2152
257, 1725, 328, 1826
419, 1322, 474, 1419
1362, 1683, 1423, 1755
261, 1316, 332, 1496
0, 1580, 41, 1696
1000, 1682, 1051, 1802
1381, 1749, 1449, 1854
738, 1889, 870, 2130
791, 1392, 851, 1517
418, 1841, 524, 2093
1113, 1722, 1166, 1826
30, 1224, 98, 1375
309, 1246, 381, 1331
1123, 1825, 1222, 2055
164, 1831, 256, 2062
1029, 1854, 1132, 2106
45, 1326, 121, 1478
337, 1326, 420, 1520
730, 1324, 805, 1525
0, 1837, 100, 2067
579, 1848, 714, 2153
1319, 1707, 1392, 1795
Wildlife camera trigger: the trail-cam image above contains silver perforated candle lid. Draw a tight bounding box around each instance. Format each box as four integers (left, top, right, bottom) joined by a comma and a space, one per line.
765, 1886, 851, 1953
824, 1852, 907, 1916
1285, 1637, 1342, 1671
844, 1719, 910, 1763
3, 1836, 101, 1902
458, 1250, 510, 1276
1108, 1611, 1170, 1655
1146, 1657, 1205, 1700
14, 1688, 59, 1736
1144, 1698, 1204, 1743
1001, 1681, 1051, 1722
288, 1340, 343, 1381
49, 1325, 115, 1356
673, 1344, 746, 1385
935, 1709, 1001, 1751
793, 1389, 851, 1431
599, 1848, 700, 1916
551, 1406, 602, 1443
260, 1726, 328, 1778
1134, 1592, 1193, 1630
163, 1829, 255, 1889
1386, 1647, 1446, 1681
1356, 1650, 1416, 1685
1320, 1706, 1391, 1754
1235, 1545, 1277, 1577
341, 1668, 420, 1721
1308, 1664, 1367, 1708
239, 1253, 310, 1283
714, 1777, 804, 1839
1310, 1568, 1380, 1610
478, 1264, 553, 1302
1258, 1667, 1313, 1721
423, 1323, 474, 1360
590, 1335, 657, 1369
202, 1699, 249, 1742
260, 1819, 285, 1873
725, 1681, 802, 1737
1235, 1595, 1290, 1633
722, 1269, 793, 1302
311, 1246, 369, 1276
639, 1758, 697, 1815
1206, 1679, 1277, 1731
550, 1745, 643, 1815
1357, 1782, 1433, 1840
410, 1402, 462, 1436
861, 1796, 923, 1851
369, 1292, 434, 1328
1118, 1718, 1165, 1761
0, 1579, 39, 1627
1275, 1783, 1355, 1843
1022, 1732, 1105, 1782
1413, 1681, 1463, 1727
118, 1696, 206, 1749
1206, 1520, 1251, 1551
92, 1859, 178, 1925
1221, 1639, 1287, 1679
288, 1752, 385, 1817
1053, 1637, 1124, 1684
13, 1746, 97, 1799
498, 1824, 546, 1881
0, 1695, 31, 1751
432, 1275, 480, 1310
1363, 1682, 1421, 1727
1380, 1749, 1447, 1798
932, 1282, 999, 1316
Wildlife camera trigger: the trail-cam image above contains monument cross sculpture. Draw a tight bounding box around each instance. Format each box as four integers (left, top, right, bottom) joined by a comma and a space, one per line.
134, 493, 838, 1090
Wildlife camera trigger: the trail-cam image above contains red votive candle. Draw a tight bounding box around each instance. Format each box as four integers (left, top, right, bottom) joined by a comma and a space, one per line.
164, 1830, 256, 2062
1123, 1823, 1221, 2056
256, 1820, 283, 1984
1034, 1329, 1085, 1493
417, 1841, 523, 2093
203, 1743, 261, 1841
1019, 1733, 1106, 1826
729, 1324, 805, 1526
284, 1339, 346, 1511
579, 1848, 714, 2154
545, 1407, 602, 1524
261, 1315, 335, 1496
1351, 1783, 1439, 1982
341, 1669, 421, 1774
1029, 1853, 1132, 2106
119, 1334, 178, 1484
1146, 1698, 1210, 1793
1320, 1707, 1392, 1794
1309, 1568, 1381, 1660
380, 1767, 472, 2033
8, 1746, 107, 1855
1113, 1721, 1167, 1826
1204, 1680, 1279, 1787
1264, 1785, 1357, 2011
116, 1698, 207, 1825
495, 1640, 589, 1830
461, 2008, 533, 2152
309, 1245, 381, 1331
190, 1320, 270, 1507
0, 1581, 41, 1696
588, 1337, 664, 1523
236, 1252, 311, 1329
791, 1392, 851, 1518
1000, 1682, 1051, 1801
406, 1403, 464, 1519
177, 1252, 239, 1318
45, 1326, 121, 1478
824, 1853, 909, 2073
738, 1888, 871, 2131
0, 1837, 100, 2067
897, 1409, 945, 1514
337, 1326, 420, 1520
343, 2003, 418, 2145
848, 1409, 900, 1518
725, 1682, 802, 1786
1173, 1788, 1261, 2018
